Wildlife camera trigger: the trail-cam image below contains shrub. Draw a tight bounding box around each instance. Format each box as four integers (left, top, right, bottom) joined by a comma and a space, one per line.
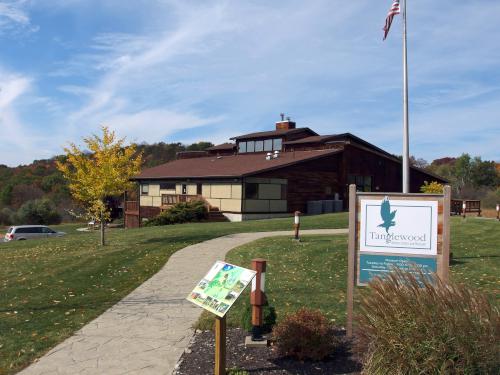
272, 308, 340, 361
241, 303, 277, 333
0, 207, 15, 225
146, 200, 208, 226
358, 269, 500, 374
420, 180, 444, 194
16, 199, 62, 225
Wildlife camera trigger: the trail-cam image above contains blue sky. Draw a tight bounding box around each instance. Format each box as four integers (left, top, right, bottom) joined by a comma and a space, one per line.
0, 0, 499, 167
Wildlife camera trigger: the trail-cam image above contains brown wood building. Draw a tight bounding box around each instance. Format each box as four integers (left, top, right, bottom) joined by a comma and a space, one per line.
125, 119, 446, 227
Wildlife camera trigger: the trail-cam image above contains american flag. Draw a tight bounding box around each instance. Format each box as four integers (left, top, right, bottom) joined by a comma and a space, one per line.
383, 0, 401, 40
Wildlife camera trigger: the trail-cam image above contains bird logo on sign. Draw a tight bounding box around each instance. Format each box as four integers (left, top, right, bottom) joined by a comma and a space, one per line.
378, 196, 397, 233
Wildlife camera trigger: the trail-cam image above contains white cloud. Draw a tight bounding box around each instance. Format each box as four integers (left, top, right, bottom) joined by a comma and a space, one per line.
0, 0, 38, 34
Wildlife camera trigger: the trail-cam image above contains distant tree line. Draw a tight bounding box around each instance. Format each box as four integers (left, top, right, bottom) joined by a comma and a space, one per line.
416, 153, 499, 208
0, 141, 213, 226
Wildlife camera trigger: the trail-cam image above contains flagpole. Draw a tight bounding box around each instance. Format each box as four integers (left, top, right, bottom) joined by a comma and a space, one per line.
402, 0, 410, 193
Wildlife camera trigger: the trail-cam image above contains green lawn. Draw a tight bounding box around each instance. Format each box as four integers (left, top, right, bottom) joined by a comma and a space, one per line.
0, 213, 347, 374
195, 217, 500, 331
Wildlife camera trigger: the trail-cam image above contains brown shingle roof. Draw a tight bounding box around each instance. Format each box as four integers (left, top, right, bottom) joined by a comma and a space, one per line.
133, 149, 343, 180
206, 143, 236, 151
230, 127, 318, 140
283, 135, 339, 145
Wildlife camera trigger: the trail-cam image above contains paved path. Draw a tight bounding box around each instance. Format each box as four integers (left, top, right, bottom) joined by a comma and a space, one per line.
20, 229, 347, 375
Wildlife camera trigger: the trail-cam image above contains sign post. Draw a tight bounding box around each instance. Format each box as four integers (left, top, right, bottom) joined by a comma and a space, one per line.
346, 185, 451, 337
293, 211, 301, 241
215, 316, 226, 375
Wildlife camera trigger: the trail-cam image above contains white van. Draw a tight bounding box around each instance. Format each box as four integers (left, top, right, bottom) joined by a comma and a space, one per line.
4, 225, 65, 241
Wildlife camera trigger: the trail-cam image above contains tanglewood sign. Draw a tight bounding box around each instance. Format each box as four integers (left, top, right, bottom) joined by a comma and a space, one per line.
346, 185, 451, 337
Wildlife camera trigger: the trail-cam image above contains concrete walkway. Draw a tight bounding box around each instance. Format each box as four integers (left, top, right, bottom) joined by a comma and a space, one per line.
20, 229, 347, 375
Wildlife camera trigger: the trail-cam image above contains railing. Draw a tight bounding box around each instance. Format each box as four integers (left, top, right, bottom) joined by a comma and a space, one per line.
451, 199, 481, 216
161, 194, 203, 207
125, 201, 139, 212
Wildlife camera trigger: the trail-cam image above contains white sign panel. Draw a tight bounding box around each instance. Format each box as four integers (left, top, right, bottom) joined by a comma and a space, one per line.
359, 197, 438, 255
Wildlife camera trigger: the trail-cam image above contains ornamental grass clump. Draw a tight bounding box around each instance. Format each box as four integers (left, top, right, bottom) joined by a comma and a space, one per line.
272, 308, 340, 361
357, 269, 500, 374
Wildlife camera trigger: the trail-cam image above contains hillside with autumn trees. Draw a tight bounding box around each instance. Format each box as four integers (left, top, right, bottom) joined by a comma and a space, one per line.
0, 141, 213, 225
0, 147, 498, 226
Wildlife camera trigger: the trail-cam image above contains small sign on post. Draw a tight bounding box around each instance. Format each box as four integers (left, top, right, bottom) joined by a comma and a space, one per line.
187, 261, 256, 375
346, 185, 451, 337
293, 211, 301, 241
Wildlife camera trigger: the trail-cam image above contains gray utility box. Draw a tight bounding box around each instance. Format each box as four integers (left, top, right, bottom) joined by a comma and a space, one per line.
307, 201, 323, 215
307, 200, 344, 215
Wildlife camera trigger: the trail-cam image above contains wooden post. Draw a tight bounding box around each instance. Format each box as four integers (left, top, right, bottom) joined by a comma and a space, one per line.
496, 203, 499, 221
462, 200, 466, 219
293, 211, 301, 241
215, 316, 226, 375
440, 186, 451, 282
250, 259, 266, 341
346, 184, 357, 338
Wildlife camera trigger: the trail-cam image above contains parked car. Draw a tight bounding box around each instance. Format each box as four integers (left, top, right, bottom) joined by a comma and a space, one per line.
4, 225, 66, 242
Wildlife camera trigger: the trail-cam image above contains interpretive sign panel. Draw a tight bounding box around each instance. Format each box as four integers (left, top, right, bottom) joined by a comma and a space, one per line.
187, 261, 256, 317
360, 198, 438, 255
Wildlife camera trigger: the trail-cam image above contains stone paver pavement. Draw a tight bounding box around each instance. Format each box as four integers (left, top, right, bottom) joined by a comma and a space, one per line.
20, 229, 347, 375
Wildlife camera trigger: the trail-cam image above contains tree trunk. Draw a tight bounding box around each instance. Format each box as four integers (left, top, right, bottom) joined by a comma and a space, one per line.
100, 212, 105, 246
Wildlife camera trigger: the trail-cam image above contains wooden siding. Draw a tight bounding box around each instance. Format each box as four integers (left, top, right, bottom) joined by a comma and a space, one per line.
253, 153, 342, 213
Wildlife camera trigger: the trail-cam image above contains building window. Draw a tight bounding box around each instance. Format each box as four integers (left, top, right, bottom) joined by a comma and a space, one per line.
247, 140, 255, 153
182, 184, 187, 195
255, 140, 264, 152
264, 139, 273, 151
197, 183, 202, 195
239, 142, 247, 153
245, 183, 259, 199
273, 138, 282, 151
159, 182, 175, 190
141, 184, 149, 195
348, 175, 372, 192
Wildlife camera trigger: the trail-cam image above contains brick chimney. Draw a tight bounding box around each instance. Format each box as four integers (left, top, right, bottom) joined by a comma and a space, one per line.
275, 114, 296, 130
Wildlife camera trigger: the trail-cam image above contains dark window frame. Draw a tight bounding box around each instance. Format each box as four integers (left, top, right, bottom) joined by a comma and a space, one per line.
159, 182, 176, 190
244, 183, 259, 199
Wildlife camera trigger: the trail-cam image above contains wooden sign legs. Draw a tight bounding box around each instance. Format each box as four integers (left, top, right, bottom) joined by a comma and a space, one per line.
215, 316, 226, 375
346, 184, 356, 338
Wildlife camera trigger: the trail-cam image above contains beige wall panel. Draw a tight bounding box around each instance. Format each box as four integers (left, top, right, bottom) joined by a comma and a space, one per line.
206, 198, 222, 209
244, 199, 270, 212
211, 184, 232, 199
231, 184, 243, 199
159, 189, 176, 195
140, 196, 153, 206
270, 200, 287, 212
220, 199, 242, 212
187, 184, 197, 195
259, 184, 282, 200
152, 197, 162, 207
149, 184, 160, 197
202, 184, 211, 198
176, 184, 182, 194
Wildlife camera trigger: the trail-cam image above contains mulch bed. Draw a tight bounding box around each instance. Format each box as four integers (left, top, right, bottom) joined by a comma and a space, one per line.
174, 328, 362, 375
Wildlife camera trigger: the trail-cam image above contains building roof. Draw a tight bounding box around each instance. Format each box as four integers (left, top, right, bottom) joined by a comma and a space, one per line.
283, 135, 339, 145
230, 127, 318, 141
132, 148, 343, 180
206, 143, 236, 151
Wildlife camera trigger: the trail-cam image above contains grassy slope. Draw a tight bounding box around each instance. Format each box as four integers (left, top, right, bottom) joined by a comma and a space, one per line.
0, 213, 347, 374
195, 217, 499, 330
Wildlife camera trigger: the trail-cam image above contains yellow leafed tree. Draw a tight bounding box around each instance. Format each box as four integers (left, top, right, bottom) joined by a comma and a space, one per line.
57, 126, 142, 245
